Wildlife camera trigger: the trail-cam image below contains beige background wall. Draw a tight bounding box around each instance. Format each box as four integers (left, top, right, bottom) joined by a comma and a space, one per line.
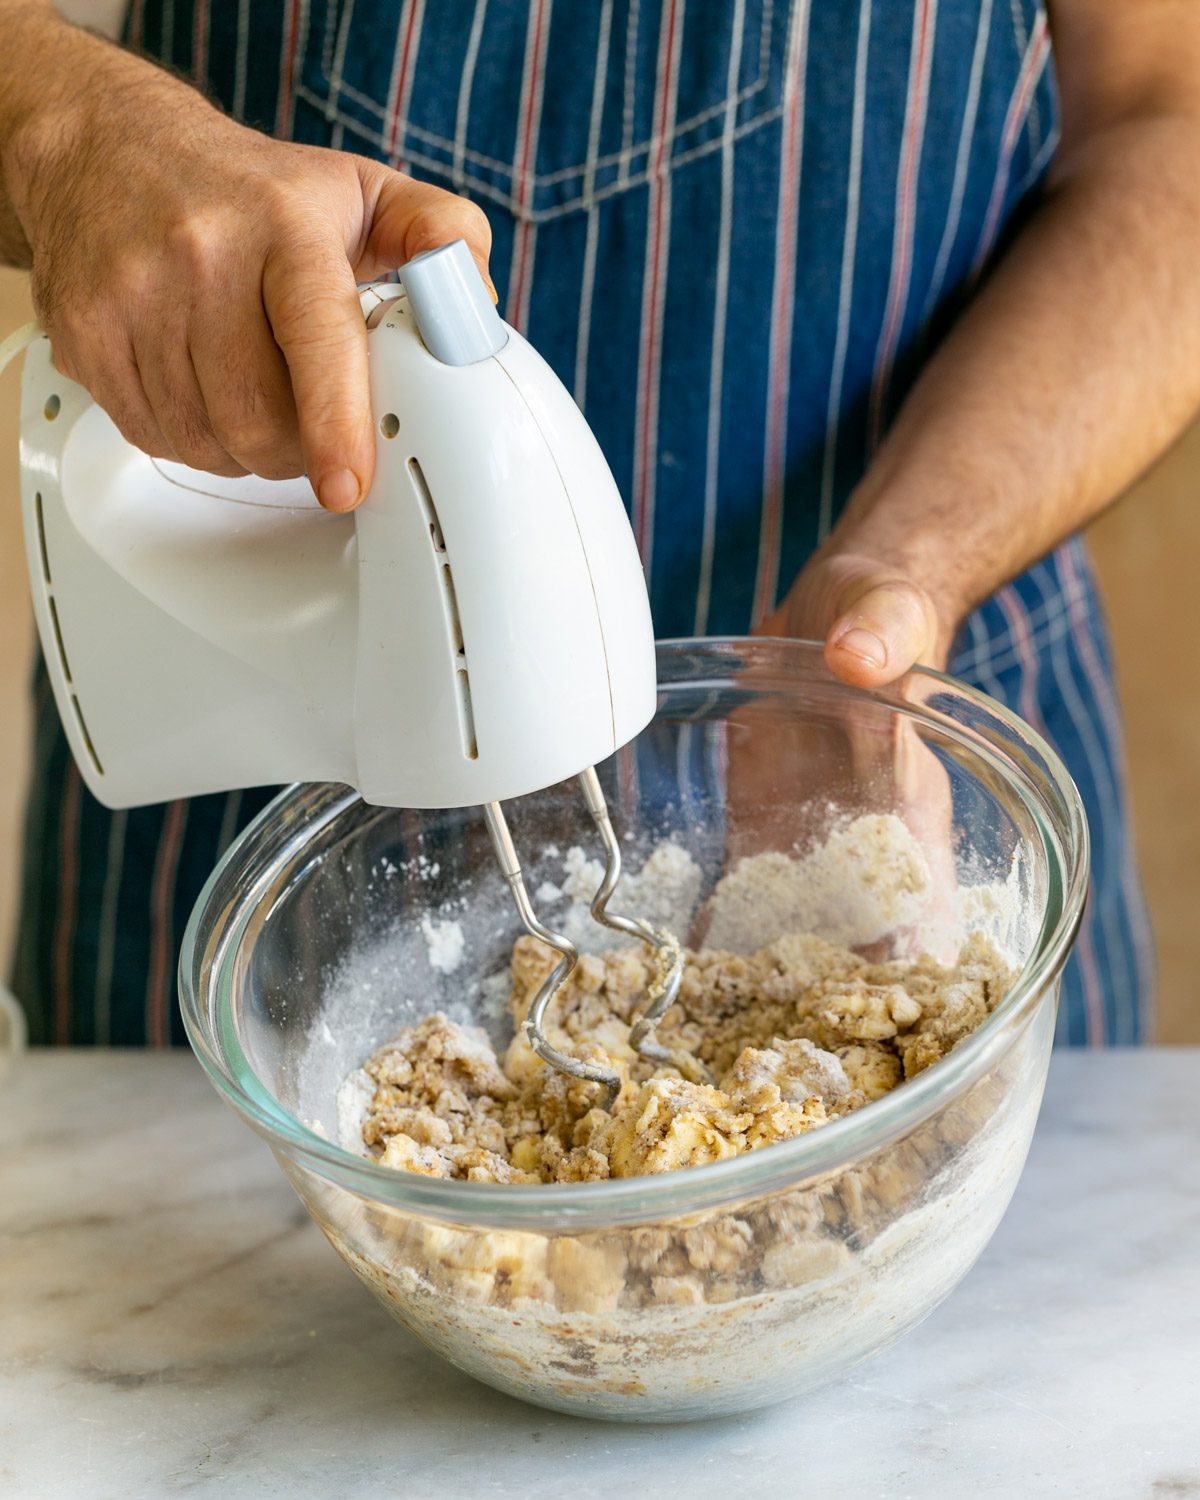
0, 265, 1195, 1041
1088, 434, 1200, 1042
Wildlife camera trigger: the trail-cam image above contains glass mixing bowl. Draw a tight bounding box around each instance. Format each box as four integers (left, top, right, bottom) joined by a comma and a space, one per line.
181, 638, 1087, 1422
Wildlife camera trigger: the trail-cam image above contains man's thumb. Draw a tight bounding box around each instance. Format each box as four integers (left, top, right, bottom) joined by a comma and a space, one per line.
361, 169, 496, 300
825, 576, 940, 688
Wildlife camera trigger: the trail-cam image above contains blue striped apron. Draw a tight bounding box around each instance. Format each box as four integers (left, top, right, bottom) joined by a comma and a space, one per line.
14, 0, 1153, 1046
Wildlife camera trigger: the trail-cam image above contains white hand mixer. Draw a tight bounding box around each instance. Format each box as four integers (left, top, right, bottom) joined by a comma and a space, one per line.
1, 239, 703, 1102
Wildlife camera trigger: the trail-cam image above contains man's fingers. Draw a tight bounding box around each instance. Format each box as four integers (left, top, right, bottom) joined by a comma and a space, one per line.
57, 331, 175, 460
262, 243, 373, 511
357, 167, 496, 299
191, 306, 302, 480
133, 321, 247, 476
52, 168, 492, 503
825, 577, 940, 688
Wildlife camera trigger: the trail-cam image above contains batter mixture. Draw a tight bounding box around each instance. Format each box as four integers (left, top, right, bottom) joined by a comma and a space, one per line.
317, 822, 1036, 1403
349, 926, 1014, 1185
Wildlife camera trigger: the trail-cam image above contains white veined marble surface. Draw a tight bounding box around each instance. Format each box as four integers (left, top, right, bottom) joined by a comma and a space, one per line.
1, 1050, 1198, 1499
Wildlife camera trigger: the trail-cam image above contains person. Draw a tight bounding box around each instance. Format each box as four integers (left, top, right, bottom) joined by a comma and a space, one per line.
2, 0, 1190, 1049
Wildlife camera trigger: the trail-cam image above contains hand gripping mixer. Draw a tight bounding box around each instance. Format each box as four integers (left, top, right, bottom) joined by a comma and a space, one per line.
2, 239, 703, 1103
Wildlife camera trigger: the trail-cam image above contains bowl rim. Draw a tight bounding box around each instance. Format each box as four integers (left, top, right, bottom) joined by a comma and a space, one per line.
180, 636, 1089, 1228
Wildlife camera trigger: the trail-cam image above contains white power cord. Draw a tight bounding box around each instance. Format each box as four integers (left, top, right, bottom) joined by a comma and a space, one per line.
0, 983, 27, 1053
0, 320, 42, 379
0, 321, 40, 1055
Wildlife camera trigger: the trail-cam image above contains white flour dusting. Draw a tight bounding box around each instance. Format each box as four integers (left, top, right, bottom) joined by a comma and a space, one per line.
336, 1066, 375, 1152
704, 814, 932, 952
420, 915, 465, 974
551, 840, 704, 952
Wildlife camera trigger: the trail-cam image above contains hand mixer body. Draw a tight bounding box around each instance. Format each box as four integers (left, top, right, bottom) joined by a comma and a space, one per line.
353, 294, 655, 806
14, 240, 677, 1098
16, 243, 656, 811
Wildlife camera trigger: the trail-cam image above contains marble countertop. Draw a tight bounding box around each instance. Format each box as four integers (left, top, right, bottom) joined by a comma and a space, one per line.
2, 1050, 1198, 1498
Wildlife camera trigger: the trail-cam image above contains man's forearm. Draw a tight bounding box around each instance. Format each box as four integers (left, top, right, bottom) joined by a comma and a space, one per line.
0, 1, 143, 268
828, 109, 1200, 637
0, 1, 69, 265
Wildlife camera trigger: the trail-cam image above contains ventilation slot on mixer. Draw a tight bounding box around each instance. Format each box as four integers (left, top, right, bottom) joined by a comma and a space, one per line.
440, 563, 465, 657
408, 457, 477, 760
34, 491, 51, 583
34, 489, 103, 776
455, 670, 478, 760
71, 695, 104, 776
48, 597, 71, 682
408, 457, 446, 552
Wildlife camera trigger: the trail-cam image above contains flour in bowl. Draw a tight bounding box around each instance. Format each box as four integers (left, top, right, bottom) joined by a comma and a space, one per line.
419, 914, 466, 975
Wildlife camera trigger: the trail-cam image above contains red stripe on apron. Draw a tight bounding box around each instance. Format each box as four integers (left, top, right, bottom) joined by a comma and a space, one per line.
633, 0, 684, 568
192, 0, 209, 87
385, 0, 427, 171
868, 0, 936, 452
507, 0, 553, 335
275, 0, 302, 139
970, 12, 1050, 279
146, 799, 188, 1050
752, 0, 810, 624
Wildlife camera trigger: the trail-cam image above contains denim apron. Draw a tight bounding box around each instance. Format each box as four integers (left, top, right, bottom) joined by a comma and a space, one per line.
14, 0, 1152, 1046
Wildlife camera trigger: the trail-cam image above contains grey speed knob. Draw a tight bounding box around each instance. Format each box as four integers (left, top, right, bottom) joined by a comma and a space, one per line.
398, 239, 508, 366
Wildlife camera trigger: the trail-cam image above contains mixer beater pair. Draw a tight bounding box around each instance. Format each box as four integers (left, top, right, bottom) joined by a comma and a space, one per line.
484, 769, 710, 1109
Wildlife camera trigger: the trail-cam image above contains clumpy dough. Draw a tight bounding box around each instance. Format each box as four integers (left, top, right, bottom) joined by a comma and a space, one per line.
354, 928, 1013, 1185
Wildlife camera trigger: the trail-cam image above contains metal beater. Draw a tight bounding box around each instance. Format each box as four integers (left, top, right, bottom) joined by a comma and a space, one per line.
485, 768, 710, 1108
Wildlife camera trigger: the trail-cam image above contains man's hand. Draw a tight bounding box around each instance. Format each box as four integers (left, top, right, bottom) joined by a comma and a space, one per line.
762, 548, 949, 687
0, 5, 493, 509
